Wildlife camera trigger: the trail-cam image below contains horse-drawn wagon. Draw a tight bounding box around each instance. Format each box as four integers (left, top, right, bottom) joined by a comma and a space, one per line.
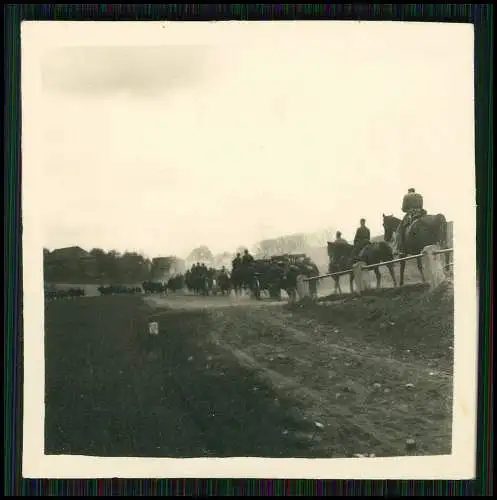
251, 253, 319, 300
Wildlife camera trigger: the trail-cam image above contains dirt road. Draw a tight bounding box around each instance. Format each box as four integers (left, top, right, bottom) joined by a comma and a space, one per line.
45, 284, 453, 458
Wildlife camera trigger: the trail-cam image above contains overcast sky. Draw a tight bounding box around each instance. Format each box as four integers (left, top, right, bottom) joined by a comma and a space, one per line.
27, 22, 474, 258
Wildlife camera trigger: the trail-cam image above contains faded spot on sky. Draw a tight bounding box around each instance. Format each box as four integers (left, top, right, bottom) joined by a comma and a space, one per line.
41, 45, 212, 98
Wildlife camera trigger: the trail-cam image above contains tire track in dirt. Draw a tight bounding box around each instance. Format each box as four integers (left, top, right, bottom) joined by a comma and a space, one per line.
206, 304, 453, 457
144, 306, 320, 457
209, 330, 394, 456
248, 307, 453, 380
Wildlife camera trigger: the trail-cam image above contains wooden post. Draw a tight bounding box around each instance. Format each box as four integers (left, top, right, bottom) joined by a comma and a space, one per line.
352, 261, 366, 294
296, 274, 310, 301
422, 244, 446, 289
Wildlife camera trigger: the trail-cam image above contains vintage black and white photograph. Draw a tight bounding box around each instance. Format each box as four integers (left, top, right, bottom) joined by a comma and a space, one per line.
22, 21, 477, 479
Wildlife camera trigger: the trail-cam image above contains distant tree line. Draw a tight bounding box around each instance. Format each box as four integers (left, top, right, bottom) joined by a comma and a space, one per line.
43, 246, 184, 284
43, 231, 340, 285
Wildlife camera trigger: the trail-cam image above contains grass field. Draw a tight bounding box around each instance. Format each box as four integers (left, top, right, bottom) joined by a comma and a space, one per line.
45, 280, 454, 458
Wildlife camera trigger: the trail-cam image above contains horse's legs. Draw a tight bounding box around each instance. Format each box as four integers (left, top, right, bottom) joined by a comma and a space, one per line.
374, 267, 381, 289
417, 256, 426, 283
400, 261, 406, 286
388, 264, 397, 287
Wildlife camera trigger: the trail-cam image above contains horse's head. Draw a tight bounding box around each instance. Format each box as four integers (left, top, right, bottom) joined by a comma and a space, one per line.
382, 213, 401, 243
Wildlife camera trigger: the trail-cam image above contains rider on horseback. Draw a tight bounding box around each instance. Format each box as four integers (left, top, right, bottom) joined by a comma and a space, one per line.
241, 249, 255, 283
335, 231, 348, 245
232, 253, 242, 271
397, 188, 428, 256
353, 219, 371, 259
241, 249, 254, 267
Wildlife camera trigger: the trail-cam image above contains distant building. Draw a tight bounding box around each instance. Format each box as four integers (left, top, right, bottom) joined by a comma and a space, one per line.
48, 246, 90, 261
169, 257, 186, 276
150, 256, 185, 281
44, 246, 97, 282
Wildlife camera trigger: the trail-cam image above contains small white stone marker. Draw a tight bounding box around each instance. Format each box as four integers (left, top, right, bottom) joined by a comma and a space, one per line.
148, 321, 159, 335
406, 438, 417, 451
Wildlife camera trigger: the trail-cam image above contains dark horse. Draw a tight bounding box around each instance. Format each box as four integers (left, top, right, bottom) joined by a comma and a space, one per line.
245, 265, 262, 300
217, 271, 231, 296
357, 240, 398, 289
382, 212, 449, 286
230, 267, 244, 296
327, 240, 398, 293
231, 265, 260, 299
327, 242, 355, 294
